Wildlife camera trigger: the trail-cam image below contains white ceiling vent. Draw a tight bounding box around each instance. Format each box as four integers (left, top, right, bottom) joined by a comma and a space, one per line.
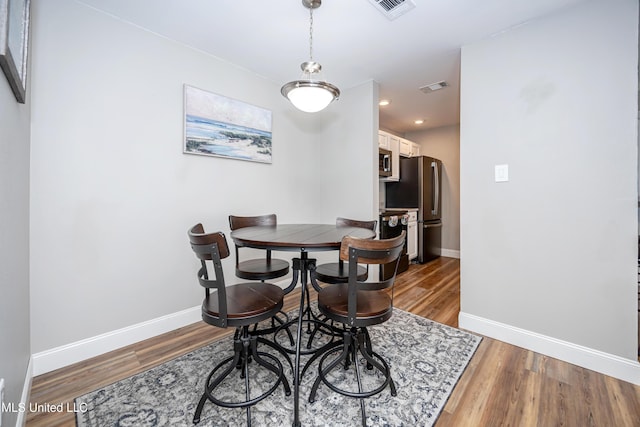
368, 0, 416, 21
420, 81, 449, 93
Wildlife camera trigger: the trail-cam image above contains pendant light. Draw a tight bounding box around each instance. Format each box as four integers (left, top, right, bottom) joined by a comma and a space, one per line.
281, 0, 340, 113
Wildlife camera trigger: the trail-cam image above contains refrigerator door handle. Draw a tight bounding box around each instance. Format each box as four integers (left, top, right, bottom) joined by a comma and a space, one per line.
431, 161, 439, 216
423, 222, 443, 229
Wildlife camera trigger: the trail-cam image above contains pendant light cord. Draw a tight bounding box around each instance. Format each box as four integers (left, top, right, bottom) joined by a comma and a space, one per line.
309, 7, 314, 61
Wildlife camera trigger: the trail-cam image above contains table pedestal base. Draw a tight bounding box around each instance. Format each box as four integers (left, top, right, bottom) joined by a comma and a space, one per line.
273, 254, 340, 427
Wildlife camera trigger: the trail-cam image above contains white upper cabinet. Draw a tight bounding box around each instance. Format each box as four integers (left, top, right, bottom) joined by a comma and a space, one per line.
378, 132, 389, 149
411, 141, 420, 157
399, 138, 411, 157
399, 137, 420, 157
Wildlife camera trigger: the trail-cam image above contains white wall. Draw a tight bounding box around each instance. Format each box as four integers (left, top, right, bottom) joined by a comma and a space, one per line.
317, 81, 380, 217
460, 0, 638, 373
29, 0, 377, 368
407, 124, 461, 255
0, 30, 31, 427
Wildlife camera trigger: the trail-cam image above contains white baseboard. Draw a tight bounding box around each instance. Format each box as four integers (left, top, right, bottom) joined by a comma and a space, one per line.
441, 248, 460, 258
459, 312, 640, 385
15, 356, 33, 427
31, 277, 296, 377
32, 305, 201, 376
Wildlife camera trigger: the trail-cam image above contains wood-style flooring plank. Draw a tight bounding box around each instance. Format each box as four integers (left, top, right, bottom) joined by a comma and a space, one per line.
26, 257, 640, 427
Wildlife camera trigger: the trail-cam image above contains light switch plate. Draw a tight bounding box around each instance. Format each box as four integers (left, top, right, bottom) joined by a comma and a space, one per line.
495, 164, 509, 182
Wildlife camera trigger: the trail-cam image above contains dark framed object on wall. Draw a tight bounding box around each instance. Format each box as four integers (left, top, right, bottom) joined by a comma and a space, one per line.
0, 0, 30, 103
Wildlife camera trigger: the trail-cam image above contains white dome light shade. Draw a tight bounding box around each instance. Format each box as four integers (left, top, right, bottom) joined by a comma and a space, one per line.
281, 1, 340, 113
281, 80, 340, 113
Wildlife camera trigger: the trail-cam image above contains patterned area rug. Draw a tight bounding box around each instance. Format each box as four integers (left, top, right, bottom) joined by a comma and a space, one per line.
76, 308, 481, 426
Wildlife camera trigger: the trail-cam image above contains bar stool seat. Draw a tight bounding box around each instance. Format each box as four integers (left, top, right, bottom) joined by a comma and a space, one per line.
202, 282, 285, 321
314, 262, 368, 284
317, 284, 392, 321
235, 258, 290, 281
313, 218, 377, 285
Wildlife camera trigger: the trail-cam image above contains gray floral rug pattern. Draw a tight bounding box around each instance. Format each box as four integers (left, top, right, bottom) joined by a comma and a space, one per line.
76, 308, 481, 426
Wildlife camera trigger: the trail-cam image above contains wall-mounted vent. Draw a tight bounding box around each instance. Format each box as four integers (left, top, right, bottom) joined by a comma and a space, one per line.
368, 0, 416, 21
420, 81, 449, 93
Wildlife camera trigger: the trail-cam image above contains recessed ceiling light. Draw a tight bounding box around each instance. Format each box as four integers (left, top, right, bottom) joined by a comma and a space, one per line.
379, 99, 391, 106
414, 119, 424, 125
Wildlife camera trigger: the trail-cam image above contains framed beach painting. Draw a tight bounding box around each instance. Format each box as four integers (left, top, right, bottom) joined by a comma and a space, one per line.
183, 85, 272, 164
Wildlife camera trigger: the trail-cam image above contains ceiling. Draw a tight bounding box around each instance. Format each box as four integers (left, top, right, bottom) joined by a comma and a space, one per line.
78, 0, 588, 134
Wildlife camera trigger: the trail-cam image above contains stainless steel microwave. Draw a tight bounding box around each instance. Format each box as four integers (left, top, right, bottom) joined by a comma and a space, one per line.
379, 148, 392, 177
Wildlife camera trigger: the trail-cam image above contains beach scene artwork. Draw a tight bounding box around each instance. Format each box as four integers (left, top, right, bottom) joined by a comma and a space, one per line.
184, 85, 272, 163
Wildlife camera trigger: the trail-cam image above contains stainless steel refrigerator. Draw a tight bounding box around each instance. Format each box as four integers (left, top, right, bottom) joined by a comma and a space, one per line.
385, 156, 442, 263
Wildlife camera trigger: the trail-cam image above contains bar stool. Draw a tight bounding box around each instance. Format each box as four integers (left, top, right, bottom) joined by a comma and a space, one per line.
303, 231, 405, 427
188, 224, 291, 426
229, 214, 293, 342
306, 218, 377, 348
228, 214, 290, 281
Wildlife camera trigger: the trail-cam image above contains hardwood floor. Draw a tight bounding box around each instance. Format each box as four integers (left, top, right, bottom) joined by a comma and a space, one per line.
26, 257, 640, 426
